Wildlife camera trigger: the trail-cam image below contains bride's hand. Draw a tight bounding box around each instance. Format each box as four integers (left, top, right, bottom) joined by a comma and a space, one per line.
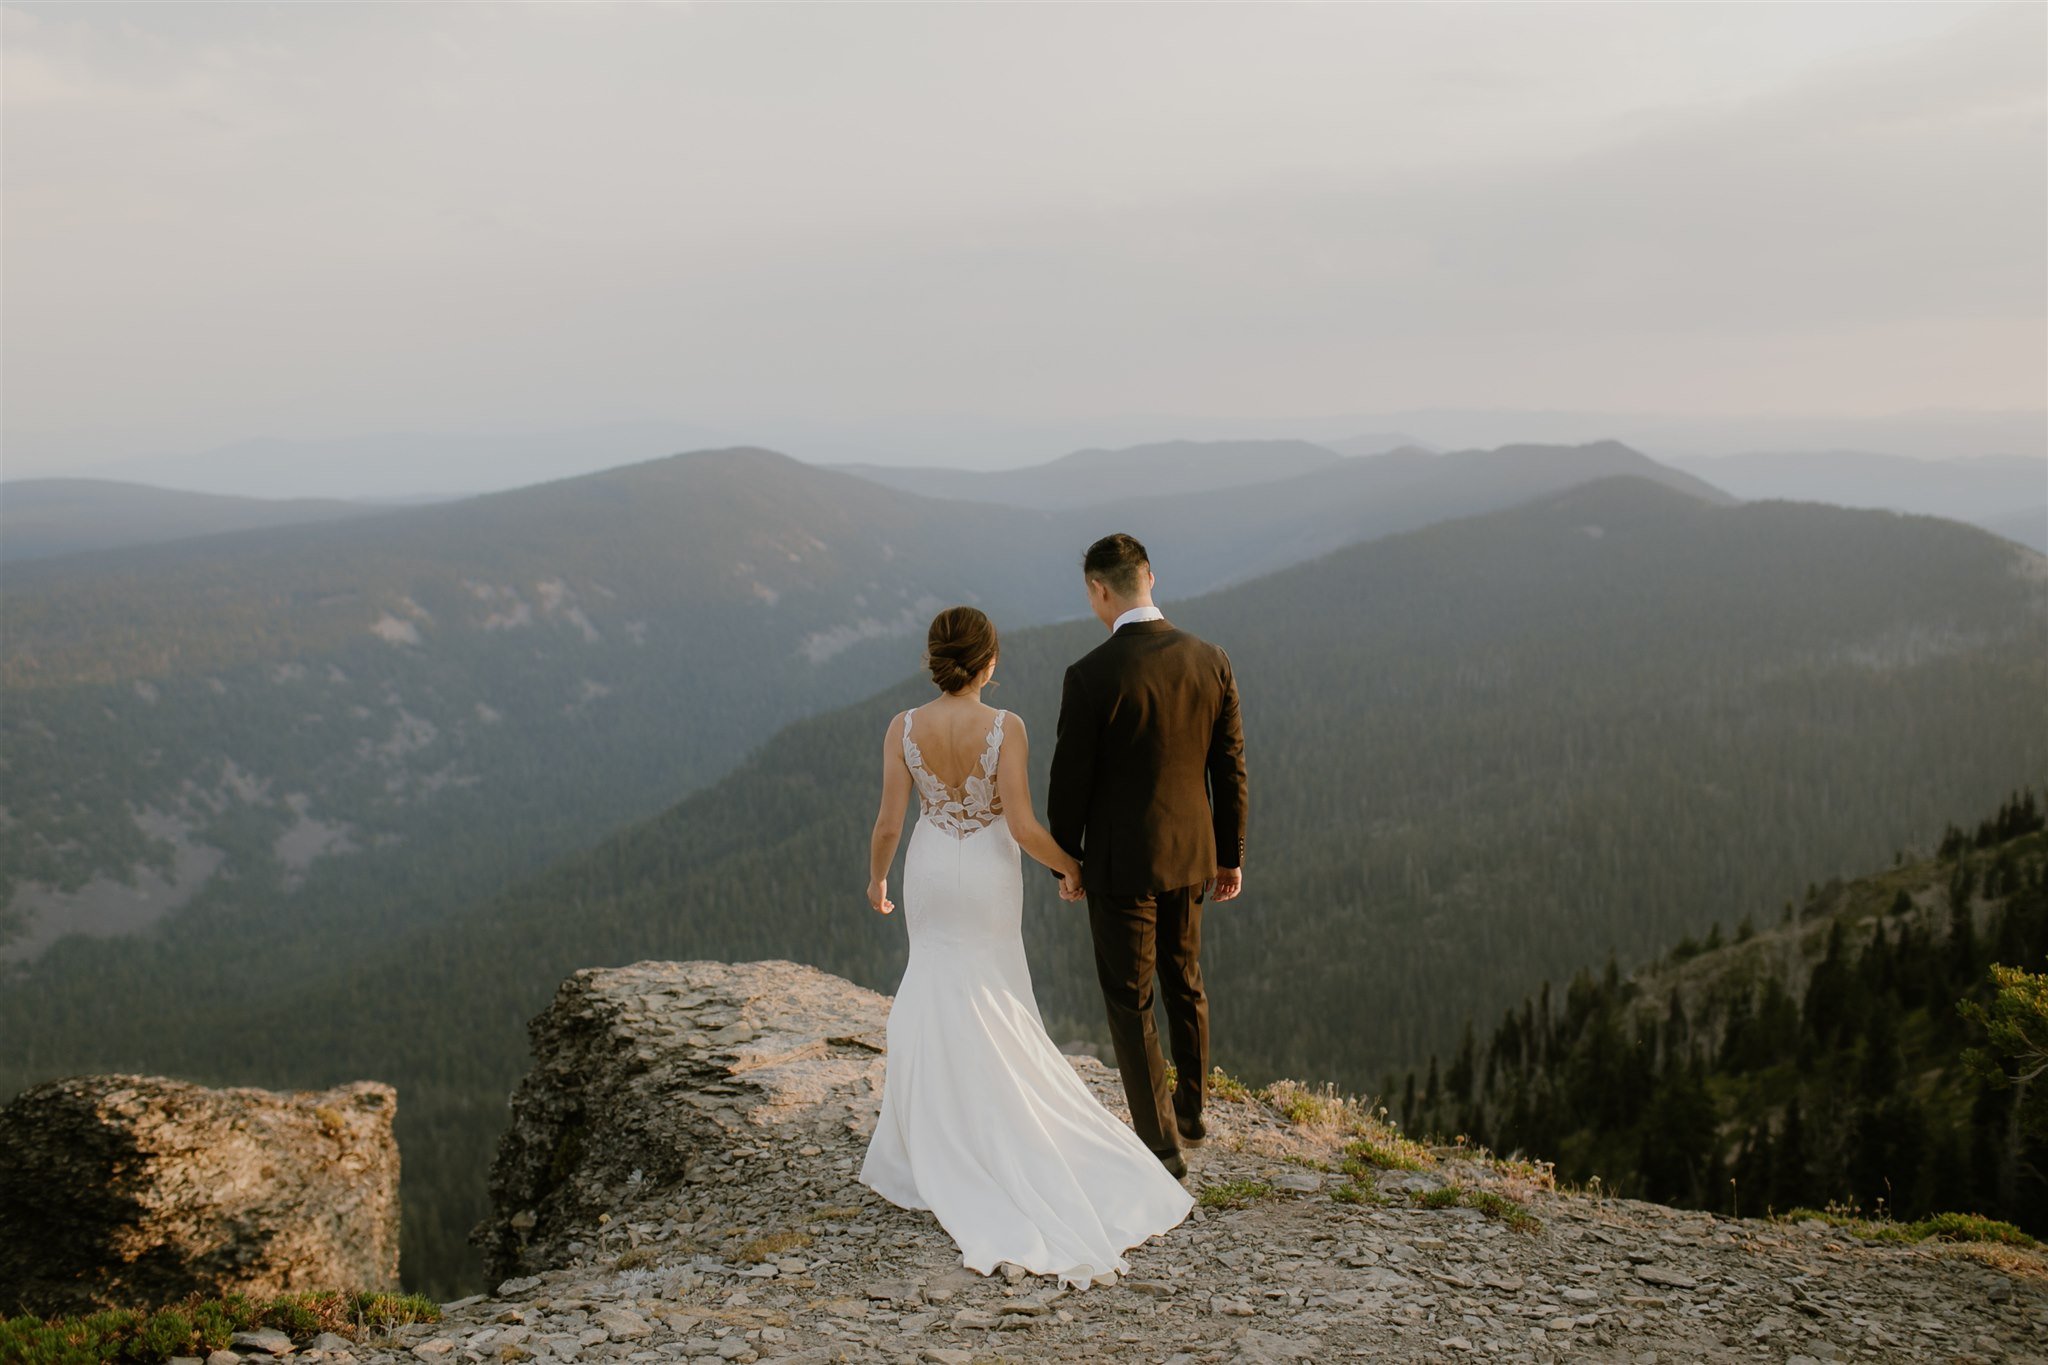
867, 877, 895, 915
1055, 860, 1085, 902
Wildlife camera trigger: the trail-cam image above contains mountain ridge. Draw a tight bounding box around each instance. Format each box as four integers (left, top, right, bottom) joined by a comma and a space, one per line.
0, 478, 394, 563
833, 437, 1348, 508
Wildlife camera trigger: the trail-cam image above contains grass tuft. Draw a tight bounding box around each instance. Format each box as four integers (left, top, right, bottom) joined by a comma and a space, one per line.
1330, 1177, 1389, 1207
1462, 1188, 1543, 1234
734, 1229, 813, 1263
1410, 1183, 1542, 1233
1196, 1178, 1276, 1210
1342, 1136, 1432, 1174
1264, 1079, 1345, 1128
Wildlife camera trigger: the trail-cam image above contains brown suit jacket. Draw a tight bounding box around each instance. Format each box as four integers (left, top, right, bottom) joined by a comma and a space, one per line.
1047, 618, 1248, 898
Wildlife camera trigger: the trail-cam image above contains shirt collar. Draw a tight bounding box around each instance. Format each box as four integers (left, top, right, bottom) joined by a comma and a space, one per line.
1112, 604, 1167, 633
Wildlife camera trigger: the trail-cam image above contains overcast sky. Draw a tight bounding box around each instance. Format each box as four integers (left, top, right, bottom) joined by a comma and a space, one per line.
4, 1, 2044, 481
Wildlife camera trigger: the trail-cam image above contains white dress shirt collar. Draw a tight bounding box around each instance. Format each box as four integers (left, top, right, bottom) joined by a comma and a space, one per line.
1112, 604, 1166, 633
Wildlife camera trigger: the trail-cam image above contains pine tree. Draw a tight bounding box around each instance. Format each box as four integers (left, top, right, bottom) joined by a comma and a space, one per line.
1773, 1098, 1809, 1212
1446, 1023, 1475, 1108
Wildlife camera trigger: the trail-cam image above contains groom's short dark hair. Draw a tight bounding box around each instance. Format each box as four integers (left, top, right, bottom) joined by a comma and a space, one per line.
1083, 533, 1150, 597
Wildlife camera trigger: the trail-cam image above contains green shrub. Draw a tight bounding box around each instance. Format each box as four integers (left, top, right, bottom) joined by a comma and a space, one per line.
1779, 1207, 2036, 1248
1907, 1212, 2034, 1246
1208, 1067, 1254, 1104
134, 1310, 194, 1360
191, 1304, 234, 1352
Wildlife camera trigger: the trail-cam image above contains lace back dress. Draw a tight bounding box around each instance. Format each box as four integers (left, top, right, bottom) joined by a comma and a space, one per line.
859, 704, 1193, 1287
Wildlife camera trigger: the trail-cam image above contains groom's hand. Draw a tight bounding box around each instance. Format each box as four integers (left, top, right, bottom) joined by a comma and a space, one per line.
1209, 866, 1243, 902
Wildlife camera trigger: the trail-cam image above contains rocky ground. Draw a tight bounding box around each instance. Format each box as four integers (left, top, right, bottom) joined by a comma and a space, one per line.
266, 961, 2048, 1364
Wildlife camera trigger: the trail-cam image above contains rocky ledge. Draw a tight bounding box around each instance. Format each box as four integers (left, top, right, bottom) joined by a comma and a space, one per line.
110, 960, 2048, 1363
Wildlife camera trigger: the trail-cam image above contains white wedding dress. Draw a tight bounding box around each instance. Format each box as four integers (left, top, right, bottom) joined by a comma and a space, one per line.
859, 706, 1193, 1287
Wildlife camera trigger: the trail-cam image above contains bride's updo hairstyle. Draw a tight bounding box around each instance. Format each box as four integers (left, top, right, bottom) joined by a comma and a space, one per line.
925, 606, 999, 693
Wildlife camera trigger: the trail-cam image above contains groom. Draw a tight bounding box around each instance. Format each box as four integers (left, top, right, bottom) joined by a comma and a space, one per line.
1048, 533, 1248, 1180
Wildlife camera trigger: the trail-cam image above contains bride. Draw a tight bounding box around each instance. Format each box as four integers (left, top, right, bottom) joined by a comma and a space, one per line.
858, 605, 1194, 1287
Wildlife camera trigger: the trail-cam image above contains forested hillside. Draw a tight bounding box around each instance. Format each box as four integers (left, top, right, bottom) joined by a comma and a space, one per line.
8, 474, 2037, 1296
1397, 794, 2048, 1240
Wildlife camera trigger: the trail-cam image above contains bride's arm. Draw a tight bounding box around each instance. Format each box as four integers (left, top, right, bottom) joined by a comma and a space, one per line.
868, 712, 912, 914
995, 718, 1084, 899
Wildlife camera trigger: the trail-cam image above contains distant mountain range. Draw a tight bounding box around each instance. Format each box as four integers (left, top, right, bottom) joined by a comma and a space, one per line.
31, 418, 746, 501
835, 438, 1354, 508
8, 473, 2036, 1292
15, 436, 2035, 567
1666, 451, 2047, 552
0, 478, 392, 563
1106, 439, 1731, 590
0, 438, 1720, 966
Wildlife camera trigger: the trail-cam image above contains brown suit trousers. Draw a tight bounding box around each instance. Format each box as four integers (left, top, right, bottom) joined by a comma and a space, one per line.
1087, 879, 1208, 1159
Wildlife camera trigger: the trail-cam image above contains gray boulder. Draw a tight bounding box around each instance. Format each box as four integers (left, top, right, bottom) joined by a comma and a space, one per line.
0, 1074, 400, 1313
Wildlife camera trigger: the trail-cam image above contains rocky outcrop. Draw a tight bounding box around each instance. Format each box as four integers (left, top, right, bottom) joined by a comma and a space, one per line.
0, 1074, 399, 1314
472, 959, 890, 1281
426, 958, 2048, 1364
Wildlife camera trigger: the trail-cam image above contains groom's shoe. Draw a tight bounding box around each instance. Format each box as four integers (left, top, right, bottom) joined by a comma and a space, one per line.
1175, 1110, 1207, 1146
1158, 1150, 1188, 1180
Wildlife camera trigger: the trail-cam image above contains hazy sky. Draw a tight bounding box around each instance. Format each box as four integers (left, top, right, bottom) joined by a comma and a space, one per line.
4, 1, 2044, 479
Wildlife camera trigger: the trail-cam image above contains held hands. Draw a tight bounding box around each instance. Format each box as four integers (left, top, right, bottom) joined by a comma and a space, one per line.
867, 877, 895, 915
1208, 866, 1243, 902
1054, 857, 1086, 902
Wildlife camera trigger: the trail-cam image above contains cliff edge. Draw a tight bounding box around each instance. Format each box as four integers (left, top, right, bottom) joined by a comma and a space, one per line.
368, 959, 2046, 1364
